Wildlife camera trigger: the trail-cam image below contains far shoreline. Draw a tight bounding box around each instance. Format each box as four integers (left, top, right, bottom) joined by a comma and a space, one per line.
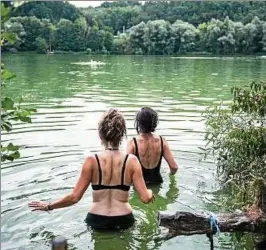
2, 51, 266, 59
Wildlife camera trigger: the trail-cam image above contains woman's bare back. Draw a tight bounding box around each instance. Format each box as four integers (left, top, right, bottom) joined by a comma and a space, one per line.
90, 151, 133, 216
134, 134, 162, 169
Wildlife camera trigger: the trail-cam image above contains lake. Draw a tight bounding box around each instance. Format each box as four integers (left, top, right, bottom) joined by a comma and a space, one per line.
1, 54, 266, 250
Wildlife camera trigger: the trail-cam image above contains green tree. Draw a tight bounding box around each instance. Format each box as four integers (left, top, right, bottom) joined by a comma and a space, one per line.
145, 20, 172, 55
87, 25, 105, 52
232, 21, 246, 53
7, 16, 45, 51
35, 36, 47, 53
41, 19, 56, 52
4, 19, 26, 51
171, 20, 198, 54
112, 33, 131, 54
12, 1, 81, 22
249, 16, 264, 52
74, 17, 89, 50
128, 21, 147, 54
54, 19, 77, 51
103, 30, 114, 52
199, 18, 224, 53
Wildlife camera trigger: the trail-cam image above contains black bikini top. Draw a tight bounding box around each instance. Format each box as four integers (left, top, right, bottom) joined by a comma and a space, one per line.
133, 136, 164, 172
91, 154, 130, 192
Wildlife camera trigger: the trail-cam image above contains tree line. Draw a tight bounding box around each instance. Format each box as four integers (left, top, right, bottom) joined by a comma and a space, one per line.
3, 1, 266, 55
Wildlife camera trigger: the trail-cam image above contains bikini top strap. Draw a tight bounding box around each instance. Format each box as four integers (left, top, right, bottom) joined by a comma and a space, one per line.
133, 137, 139, 158
121, 154, 129, 185
95, 154, 102, 185
160, 136, 164, 158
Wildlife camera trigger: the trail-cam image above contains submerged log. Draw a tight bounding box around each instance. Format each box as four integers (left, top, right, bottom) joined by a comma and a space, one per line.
159, 211, 266, 239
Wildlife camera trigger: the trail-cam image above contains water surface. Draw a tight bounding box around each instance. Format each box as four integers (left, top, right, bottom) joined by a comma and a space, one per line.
2, 54, 266, 250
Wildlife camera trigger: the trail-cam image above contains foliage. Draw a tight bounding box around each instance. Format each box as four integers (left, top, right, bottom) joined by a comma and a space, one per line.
35, 36, 47, 53
171, 20, 199, 53
112, 33, 131, 54
11, 1, 80, 22
128, 19, 198, 55
81, 1, 266, 33
6, 16, 47, 51
3, 1, 266, 55
1, 3, 36, 162
203, 81, 266, 209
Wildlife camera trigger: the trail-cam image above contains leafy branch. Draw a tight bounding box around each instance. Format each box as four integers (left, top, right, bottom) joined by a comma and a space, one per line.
1, 3, 36, 162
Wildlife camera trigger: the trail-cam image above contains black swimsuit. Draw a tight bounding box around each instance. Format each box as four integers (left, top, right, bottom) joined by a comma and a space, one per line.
86, 154, 134, 230
133, 136, 164, 184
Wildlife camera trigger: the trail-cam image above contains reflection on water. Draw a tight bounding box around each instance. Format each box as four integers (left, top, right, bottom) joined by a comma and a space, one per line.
1, 54, 266, 250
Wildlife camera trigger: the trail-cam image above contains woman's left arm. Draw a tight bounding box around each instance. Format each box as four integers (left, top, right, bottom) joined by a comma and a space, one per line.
162, 138, 178, 175
28, 156, 93, 211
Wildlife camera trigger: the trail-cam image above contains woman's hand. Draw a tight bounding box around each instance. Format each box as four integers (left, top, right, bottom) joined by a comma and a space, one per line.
28, 201, 49, 211
147, 189, 155, 203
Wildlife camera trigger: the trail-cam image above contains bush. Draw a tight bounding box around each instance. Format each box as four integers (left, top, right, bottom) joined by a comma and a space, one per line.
203, 81, 266, 209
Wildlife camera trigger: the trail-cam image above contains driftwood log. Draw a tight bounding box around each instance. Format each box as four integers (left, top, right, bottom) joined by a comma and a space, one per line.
159, 211, 266, 239
159, 186, 266, 240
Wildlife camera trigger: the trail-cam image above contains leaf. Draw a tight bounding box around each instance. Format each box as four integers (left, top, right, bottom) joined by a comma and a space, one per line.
1, 121, 12, 132
1, 3, 11, 23
2, 32, 16, 44
27, 108, 37, 112
1, 97, 15, 110
7, 143, 20, 151
17, 116, 32, 123
1, 70, 16, 81
10, 151, 20, 160
1, 155, 7, 162
1, 151, 20, 162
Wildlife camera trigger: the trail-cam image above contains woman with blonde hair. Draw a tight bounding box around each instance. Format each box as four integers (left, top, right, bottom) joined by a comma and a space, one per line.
29, 108, 154, 230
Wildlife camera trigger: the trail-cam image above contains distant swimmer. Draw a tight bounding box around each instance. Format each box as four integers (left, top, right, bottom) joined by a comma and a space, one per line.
29, 108, 154, 230
127, 107, 178, 184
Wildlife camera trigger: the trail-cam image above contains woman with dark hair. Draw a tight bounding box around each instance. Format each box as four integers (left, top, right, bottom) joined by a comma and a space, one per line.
127, 107, 178, 184
28, 109, 154, 230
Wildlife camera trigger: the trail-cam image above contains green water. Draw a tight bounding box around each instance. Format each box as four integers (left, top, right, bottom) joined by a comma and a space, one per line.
1, 54, 266, 250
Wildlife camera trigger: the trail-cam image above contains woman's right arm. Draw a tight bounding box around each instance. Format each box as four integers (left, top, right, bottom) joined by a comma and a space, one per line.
130, 155, 154, 204
28, 156, 93, 211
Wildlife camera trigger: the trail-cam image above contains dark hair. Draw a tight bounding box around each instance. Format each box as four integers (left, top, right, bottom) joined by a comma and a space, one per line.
135, 107, 158, 134
98, 108, 127, 147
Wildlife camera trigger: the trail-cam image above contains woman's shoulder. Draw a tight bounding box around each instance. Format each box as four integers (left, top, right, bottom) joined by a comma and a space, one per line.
84, 154, 97, 165
155, 134, 166, 141
127, 153, 138, 160
127, 154, 140, 166
86, 152, 100, 159
127, 137, 135, 143
151, 134, 164, 141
